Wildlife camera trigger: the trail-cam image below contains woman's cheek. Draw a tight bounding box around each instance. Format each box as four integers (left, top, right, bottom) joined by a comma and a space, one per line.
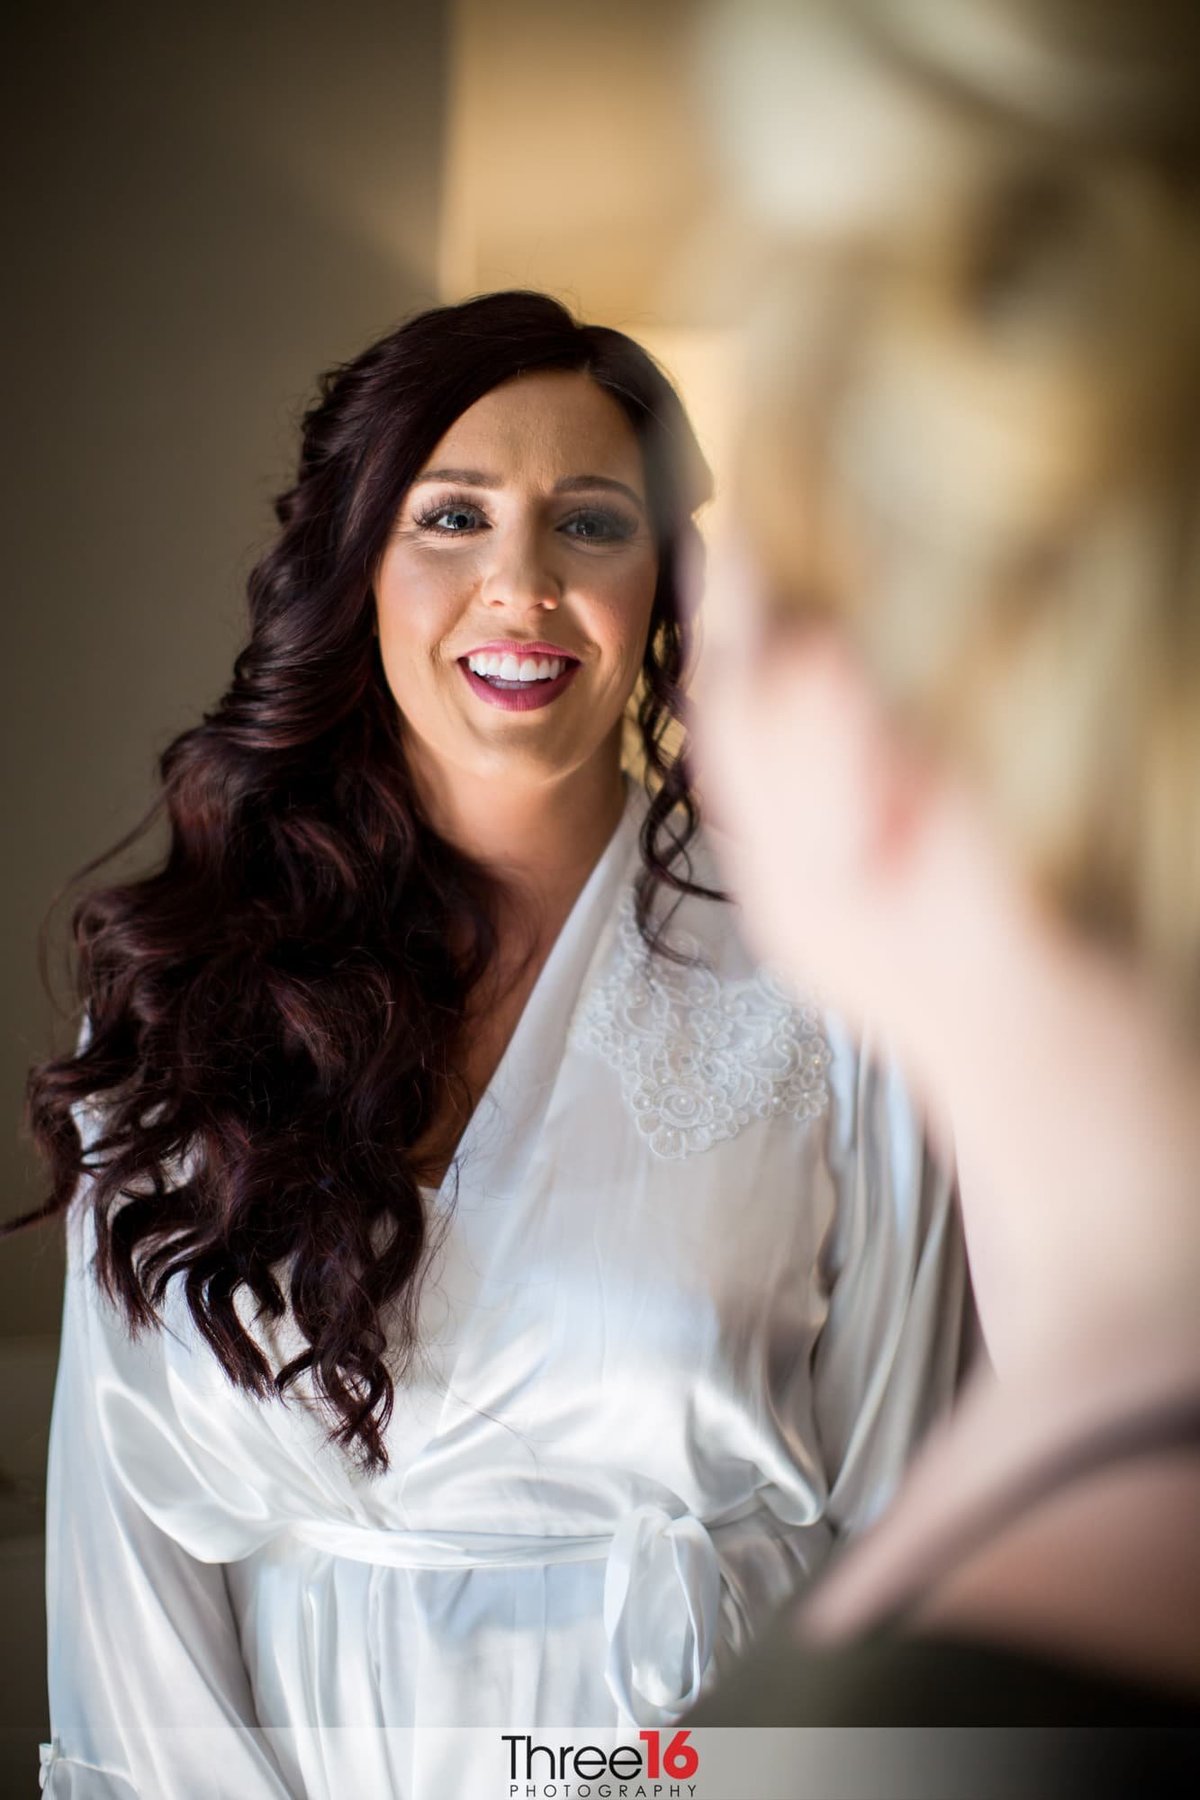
383, 554, 471, 640
584, 567, 657, 683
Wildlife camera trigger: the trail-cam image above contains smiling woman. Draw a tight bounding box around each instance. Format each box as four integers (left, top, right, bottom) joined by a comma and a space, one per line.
377, 372, 654, 775
24, 291, 964, 1799
370, 365, 671, 1185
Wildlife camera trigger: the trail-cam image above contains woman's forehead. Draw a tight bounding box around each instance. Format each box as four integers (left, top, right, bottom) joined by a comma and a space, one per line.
419, 369, 646, 492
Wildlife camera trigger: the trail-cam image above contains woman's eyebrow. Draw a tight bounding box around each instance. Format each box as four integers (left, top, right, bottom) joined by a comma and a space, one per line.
412, 467, 501, 487
412, 469, 646, 510
554, 475, 645, 510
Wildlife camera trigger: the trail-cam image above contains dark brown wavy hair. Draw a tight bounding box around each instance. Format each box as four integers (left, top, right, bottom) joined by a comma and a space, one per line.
20, 291, 715, 1472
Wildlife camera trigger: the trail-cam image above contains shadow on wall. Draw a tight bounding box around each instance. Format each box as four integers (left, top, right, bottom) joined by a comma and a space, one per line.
1, 0, 449, 1329
0, 1336, 57, 1791
1, 3, 451, 1786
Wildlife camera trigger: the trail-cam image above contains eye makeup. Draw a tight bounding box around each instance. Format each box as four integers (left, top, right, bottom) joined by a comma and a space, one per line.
409, 491, 640, 545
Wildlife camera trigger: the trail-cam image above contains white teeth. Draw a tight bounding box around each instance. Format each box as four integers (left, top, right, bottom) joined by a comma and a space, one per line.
465, 651, 569, 682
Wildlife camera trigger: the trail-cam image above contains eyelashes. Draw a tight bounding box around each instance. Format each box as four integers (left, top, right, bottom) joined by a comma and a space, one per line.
562, 509, 639, 544
412, 499, 485, 534
410, 494, 640, 544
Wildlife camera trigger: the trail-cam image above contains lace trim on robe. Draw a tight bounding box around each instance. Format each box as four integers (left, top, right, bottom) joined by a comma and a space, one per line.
572, 892, 831, 1159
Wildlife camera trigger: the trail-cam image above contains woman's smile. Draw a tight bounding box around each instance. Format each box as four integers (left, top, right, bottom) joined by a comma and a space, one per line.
373, 368, 658, 784
458, 636, 583, 711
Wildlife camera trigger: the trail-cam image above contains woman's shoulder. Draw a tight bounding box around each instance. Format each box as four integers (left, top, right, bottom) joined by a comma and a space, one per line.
570, 800, 836, 1161
625, 803, 877, 1088
691, 1610, 1200, 1727
624, 798, 790, 980
689, 1616, 1200, 1800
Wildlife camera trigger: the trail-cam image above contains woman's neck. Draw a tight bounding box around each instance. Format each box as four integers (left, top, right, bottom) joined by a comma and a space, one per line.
403, 738, 631, 1186
904, 835, 1200, 1383
407, 734, 630, 932
807, 888, 1200, 1655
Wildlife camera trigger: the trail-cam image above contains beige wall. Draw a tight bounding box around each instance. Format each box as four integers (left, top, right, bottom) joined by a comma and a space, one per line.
3, 0, 740, 1349
440, 0, 716, 321
0, 2, 450, 1337
440, 0, 742, 520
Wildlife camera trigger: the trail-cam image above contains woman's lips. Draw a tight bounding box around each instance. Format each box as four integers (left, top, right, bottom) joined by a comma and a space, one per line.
458, 659, 581, 713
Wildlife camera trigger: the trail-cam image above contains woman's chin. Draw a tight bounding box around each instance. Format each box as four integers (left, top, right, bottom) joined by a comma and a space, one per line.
455, 727, 606, 791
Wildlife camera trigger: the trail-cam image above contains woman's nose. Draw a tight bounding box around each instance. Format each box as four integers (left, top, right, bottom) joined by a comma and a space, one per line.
480, 527, 562, 612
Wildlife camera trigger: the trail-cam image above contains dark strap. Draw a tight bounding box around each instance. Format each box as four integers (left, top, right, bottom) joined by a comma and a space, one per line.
879, 1389, 1200, 1632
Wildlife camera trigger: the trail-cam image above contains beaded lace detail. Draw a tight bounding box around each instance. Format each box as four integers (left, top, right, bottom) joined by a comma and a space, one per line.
572, 894, 831, 1160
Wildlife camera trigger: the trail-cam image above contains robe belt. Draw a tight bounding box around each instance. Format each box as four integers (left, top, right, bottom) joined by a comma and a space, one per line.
279, 1496, 766, 1726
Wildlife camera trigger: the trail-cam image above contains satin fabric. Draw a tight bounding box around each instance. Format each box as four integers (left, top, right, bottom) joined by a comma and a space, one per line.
42, 786, 965, 1798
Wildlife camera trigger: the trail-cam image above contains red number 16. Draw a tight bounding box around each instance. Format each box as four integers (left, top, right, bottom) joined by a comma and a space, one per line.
638, 1728, 700, 1779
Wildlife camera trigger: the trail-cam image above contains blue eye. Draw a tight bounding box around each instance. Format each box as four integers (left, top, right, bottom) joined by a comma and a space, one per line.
561, 508, 636, 543
416, 501, 487, 534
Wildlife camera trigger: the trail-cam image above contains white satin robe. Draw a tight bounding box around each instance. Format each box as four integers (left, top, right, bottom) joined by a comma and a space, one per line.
41, 786, 965, 1799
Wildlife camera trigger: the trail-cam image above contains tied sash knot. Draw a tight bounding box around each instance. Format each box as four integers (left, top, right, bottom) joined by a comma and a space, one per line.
602, 1503, 722, 1725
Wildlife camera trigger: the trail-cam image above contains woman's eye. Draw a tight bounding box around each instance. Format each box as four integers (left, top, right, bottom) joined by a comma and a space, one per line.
560, 509, 636, 543
417, 502, 486, 534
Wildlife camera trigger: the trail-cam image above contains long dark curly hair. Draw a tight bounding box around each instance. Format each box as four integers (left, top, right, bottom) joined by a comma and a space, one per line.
20, 291, 715, 1472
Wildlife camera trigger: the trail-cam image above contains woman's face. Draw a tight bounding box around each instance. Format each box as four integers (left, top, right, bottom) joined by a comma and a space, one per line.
375, 369, 658, 799
692, 537, 896, 1028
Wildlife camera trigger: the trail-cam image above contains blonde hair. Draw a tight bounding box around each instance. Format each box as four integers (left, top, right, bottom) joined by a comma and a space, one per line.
722, 0, 1200, 1032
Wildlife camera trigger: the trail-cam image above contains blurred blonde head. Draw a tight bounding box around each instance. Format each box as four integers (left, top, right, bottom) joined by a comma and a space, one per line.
709, 0, 1200, 1035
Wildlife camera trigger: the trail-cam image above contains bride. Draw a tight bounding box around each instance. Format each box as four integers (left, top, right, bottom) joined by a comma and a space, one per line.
29, 290, 964, 1798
